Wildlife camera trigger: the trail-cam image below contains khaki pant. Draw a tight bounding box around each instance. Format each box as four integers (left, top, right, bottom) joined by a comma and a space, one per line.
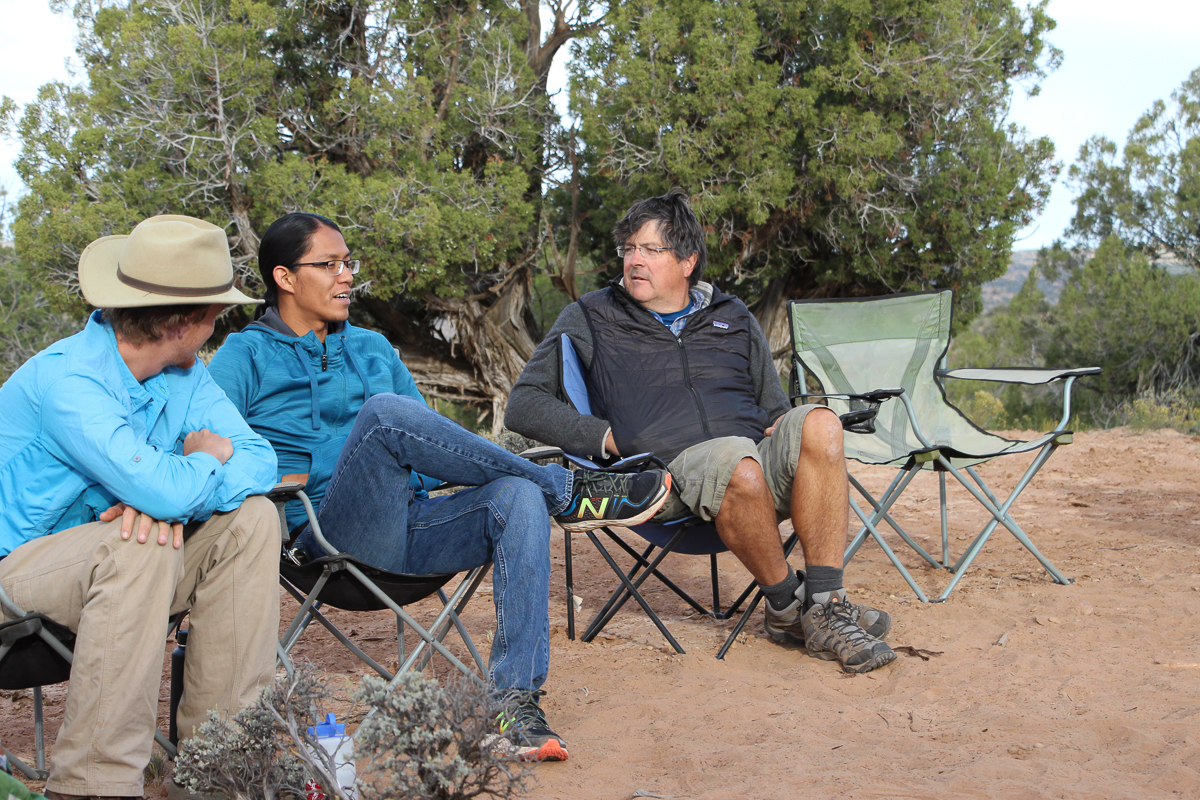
655, 405, 823, 522
0, 496, 280, 797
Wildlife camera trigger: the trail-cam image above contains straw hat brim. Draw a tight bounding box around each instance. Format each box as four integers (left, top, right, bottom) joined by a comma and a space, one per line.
78, 235, 262, 308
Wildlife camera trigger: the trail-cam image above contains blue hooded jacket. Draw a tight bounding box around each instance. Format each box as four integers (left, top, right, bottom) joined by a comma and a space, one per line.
0, 312, 278, 557
208, 309, 435, 533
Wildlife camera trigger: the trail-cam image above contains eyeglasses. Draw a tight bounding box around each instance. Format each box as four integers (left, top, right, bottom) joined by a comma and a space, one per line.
616, 244, 673, 259
292, 259, 361, 276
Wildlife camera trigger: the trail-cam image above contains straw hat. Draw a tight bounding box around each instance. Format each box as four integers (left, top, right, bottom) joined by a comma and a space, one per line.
78, 214, 261, 307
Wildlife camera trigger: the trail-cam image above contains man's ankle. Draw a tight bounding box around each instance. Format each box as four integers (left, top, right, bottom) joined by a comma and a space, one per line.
803, 564, 843, 608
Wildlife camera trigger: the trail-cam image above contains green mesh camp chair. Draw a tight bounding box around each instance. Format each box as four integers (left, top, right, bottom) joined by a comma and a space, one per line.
788, 290, 1100, 602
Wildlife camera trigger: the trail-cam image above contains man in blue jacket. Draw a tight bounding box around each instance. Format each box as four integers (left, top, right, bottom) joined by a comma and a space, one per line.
0, 215, 280, 800
506, 190, 897, 674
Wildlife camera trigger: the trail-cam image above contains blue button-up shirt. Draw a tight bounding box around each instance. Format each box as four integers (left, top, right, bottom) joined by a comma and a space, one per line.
0, 312, 278, 557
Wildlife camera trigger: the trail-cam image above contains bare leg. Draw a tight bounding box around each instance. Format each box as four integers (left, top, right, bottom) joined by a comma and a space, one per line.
713, 457, 790, 586
790, 408, 849, 567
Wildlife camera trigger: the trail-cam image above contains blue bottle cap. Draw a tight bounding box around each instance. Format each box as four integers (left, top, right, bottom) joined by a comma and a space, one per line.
308, 712, 345, 738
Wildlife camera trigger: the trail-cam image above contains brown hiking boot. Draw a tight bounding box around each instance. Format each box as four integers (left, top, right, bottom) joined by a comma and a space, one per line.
801, 596, 896, 674
764, 585, 892, 645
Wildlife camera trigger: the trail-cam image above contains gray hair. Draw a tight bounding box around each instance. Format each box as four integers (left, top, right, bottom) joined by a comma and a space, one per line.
612, 188, 707, 286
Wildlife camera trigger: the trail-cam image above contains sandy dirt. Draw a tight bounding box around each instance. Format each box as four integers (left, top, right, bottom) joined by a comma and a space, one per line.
4, 427, 1200, 800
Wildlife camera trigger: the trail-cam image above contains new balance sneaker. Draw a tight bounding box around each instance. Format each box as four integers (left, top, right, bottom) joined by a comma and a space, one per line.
490, 690, 569, 762
801, 596, 896, 674
764, 585, 892, 645
554, 469, 671, 532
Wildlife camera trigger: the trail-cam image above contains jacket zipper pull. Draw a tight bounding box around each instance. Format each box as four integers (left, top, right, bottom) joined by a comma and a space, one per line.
321, 353, 328, 372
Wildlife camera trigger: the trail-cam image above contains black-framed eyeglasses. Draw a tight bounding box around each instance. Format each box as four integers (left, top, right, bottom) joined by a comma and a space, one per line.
616, 244, 673, 259
292, 259, 361, 276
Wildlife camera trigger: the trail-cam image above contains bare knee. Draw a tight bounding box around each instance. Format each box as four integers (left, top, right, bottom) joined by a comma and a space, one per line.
725, 457, 768, 497
801, 408, 844, 463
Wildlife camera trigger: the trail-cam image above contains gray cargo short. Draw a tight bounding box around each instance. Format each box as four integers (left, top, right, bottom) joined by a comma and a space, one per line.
654, 404, 827, 522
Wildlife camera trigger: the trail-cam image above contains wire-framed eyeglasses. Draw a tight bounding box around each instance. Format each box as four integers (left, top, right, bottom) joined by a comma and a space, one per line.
292, 259, 361, 276
616, 244, 673, 259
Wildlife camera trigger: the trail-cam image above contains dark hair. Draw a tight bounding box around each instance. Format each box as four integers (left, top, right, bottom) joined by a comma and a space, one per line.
102, 304, 211, 345
612, 188, 707, 286
255, 212, 342, 318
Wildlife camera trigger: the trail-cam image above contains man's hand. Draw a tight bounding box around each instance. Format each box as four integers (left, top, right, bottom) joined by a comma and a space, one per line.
605, 430, 622, 458
764, 424, 777, 437
183, 428, 233, 465
100, 503, 184, 549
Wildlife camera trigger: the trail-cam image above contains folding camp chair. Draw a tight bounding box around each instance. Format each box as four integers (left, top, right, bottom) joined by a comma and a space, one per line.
524, 335, 804, 659
271, 484, 489, 687
0, 579, 179, 780
788, 290, 1101, 602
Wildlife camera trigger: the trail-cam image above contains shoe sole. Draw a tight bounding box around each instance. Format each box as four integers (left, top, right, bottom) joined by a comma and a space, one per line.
558, 475, 672, 533
809, 646, 898, 674
517, 739, 569, 762
764, 625, 805, 647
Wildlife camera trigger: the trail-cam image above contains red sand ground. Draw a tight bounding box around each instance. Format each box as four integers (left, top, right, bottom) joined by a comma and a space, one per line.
4, 427, 1199, 799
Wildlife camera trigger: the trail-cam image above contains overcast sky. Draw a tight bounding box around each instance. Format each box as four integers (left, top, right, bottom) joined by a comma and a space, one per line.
1, 0, 1197, 250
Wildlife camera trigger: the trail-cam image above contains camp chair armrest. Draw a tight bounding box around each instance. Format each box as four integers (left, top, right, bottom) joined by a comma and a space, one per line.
265, 483, 342, 557
518, 445, 564, 462
937, 367, 1102, 385
939, 367, 1101, 430
266, 481, 305, 501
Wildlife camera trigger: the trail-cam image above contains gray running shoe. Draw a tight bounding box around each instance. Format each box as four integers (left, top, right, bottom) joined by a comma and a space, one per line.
801, 597, 896, 674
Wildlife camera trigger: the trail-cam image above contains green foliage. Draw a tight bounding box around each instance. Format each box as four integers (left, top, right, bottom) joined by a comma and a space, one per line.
948, 237, 1200, 427
1046, 236, 1200, 399
11, 0, 546, 320
1067, 66, 1200, 268
0, 248, 84, 385
1119, 391, 1200, 436
567, 0, 1060, 326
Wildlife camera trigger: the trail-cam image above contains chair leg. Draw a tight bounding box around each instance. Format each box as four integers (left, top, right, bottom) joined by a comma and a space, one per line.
714, 532, 801, 657
598, 530, 712, 618
34, 685, 44, 773
939, 471, 950, 568
418, 567, 490, 675
565, 528, 575, 641
0, 741, 40, 780
848, 497, 930, 603
710, 553, 721, 617
580, 531, 686, 654
935, 445, 1071, 600
846, 470, 941, 569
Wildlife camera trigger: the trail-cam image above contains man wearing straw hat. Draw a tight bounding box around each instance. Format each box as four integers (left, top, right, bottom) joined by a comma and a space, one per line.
0, 215, 280, 800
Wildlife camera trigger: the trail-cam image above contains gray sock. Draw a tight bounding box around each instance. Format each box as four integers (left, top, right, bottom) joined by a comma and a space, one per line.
763, 570, 802, 612
805, 564, 843, 606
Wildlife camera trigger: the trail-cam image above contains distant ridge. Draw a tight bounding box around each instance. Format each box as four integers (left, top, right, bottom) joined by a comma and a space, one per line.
981, 250, 1062, 311
982, 249, 1191, 311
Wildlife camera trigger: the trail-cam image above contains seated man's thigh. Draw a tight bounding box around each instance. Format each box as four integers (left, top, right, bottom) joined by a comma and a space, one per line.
756, 404, 828, 514
660, 436, 762, 522
0, 519, 181, 629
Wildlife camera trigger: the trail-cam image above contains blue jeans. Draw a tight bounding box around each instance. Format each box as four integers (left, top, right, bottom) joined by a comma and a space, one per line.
304, 393, 574, 693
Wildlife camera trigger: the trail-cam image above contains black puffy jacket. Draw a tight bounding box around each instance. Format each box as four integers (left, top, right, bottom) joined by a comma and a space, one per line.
578, 284, 769, 463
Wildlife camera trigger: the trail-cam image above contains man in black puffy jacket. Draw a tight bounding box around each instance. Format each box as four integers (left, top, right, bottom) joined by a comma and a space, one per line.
505, 189, 896, 674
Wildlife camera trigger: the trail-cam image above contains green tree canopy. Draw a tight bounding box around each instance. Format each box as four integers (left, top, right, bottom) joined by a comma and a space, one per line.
5, 0, 601, 427
566, 0, 1060, 355
1067, 65, 1200, 269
